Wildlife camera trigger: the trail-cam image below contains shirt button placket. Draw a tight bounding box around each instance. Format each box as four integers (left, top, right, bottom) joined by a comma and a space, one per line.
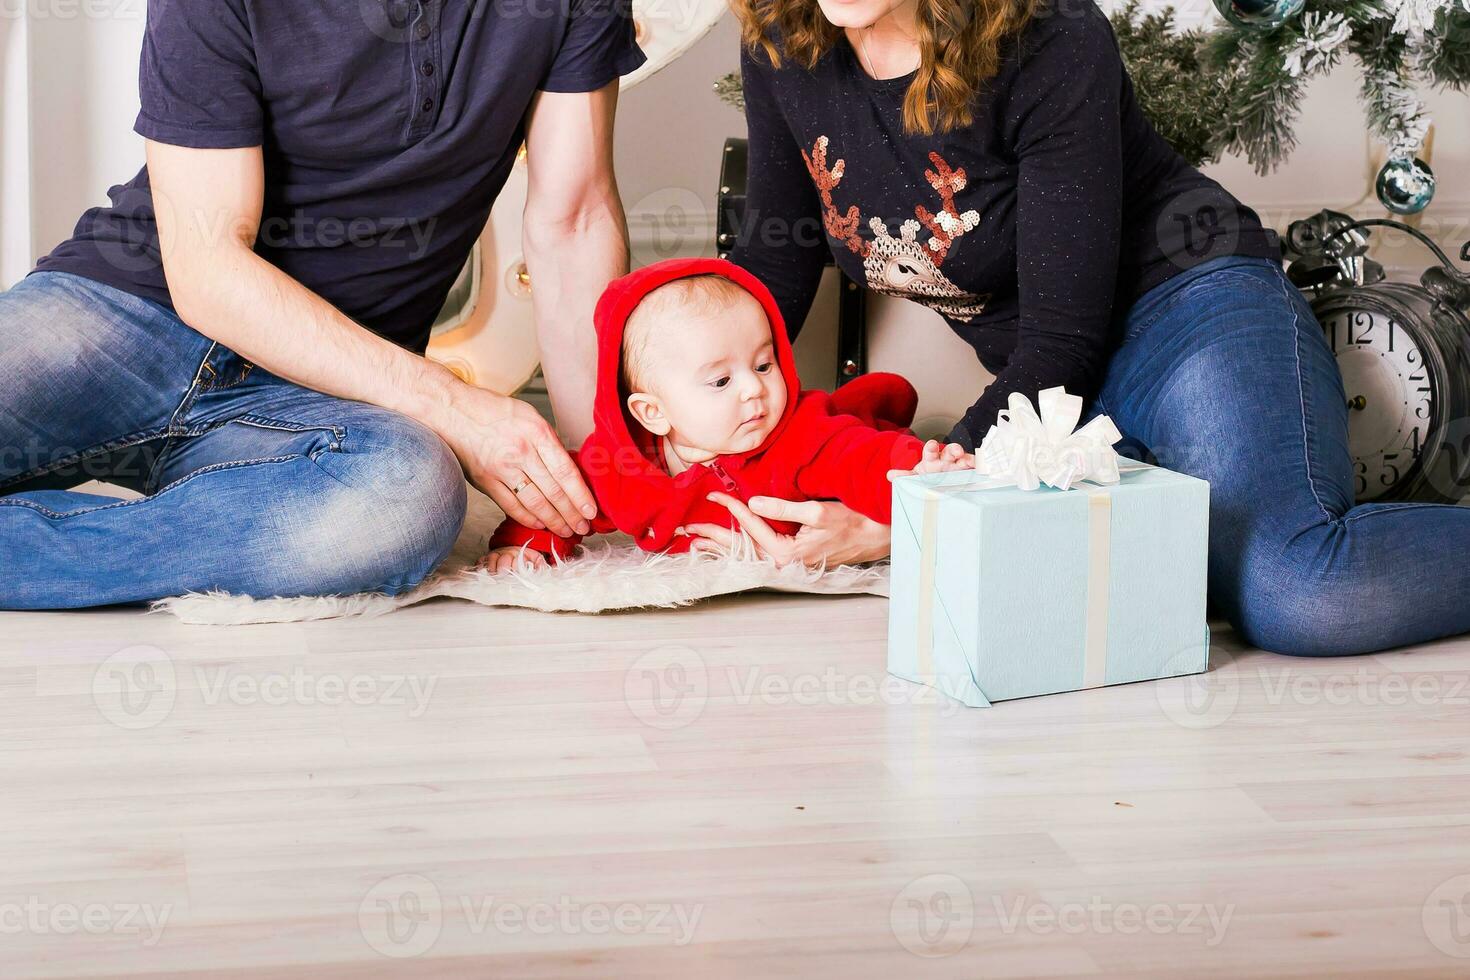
406, 0, 441, 141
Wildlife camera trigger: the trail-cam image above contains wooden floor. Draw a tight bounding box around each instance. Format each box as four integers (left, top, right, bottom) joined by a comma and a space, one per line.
3, 592, 1469, 978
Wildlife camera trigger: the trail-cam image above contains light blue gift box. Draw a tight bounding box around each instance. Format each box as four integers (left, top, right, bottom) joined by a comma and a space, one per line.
887, 461, 1211, 707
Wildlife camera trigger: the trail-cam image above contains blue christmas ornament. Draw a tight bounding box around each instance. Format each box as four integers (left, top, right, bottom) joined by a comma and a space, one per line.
1213, 0, 1305, 28
1375, 157, 1436, 216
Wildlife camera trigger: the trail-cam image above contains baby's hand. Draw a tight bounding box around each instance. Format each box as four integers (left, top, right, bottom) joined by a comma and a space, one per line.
478, 546, 548, 574
888, 440, 976, 481
915, 439, 976, 473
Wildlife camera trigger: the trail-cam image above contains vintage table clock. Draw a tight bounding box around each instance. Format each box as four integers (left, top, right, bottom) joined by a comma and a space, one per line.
1286, 209, 1470, 503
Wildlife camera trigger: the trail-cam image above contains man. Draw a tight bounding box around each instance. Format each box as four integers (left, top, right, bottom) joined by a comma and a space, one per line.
0, 0, 644, 607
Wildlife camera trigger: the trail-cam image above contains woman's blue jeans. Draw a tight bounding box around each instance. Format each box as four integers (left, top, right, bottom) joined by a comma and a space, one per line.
1086, 252, 1470, 657
0, 271, 467, 609
4, 262, 1467, 656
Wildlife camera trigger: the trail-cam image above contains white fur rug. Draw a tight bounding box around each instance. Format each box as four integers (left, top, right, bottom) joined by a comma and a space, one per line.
151, 486, 889, 625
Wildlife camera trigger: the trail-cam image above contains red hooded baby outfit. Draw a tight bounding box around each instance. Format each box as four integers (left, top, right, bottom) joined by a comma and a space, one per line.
489, 257, 926, 559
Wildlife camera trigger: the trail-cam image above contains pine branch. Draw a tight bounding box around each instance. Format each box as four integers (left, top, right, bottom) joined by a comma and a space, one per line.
1209, 28, 1312, 174
1111, 0, 1232, 167
1206, 0, 1449, 171
1418, 7, 1470, 85
714, 72, 744, 113
1349, 21, 1431, 157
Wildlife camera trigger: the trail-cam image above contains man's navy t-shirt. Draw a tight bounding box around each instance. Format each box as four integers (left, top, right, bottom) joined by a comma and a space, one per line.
33, 0, 646, 352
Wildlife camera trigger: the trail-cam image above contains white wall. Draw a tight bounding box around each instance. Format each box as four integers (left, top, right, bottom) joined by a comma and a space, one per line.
21, 1, 147, 278
0, 8, 32, 286
615, 14, 742, 256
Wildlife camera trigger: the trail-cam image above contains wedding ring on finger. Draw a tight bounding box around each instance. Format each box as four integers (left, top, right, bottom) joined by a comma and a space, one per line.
511, 478, 530, 496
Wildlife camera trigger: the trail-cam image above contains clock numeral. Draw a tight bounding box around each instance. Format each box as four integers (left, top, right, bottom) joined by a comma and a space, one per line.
1413, 370, 1434, 420
1409, 369, 1433, 422
1354, 460, 1368, 499
1380, 454, 1401, 488
1402, 427, 1423, 457
1387, 319, 1396, 353
1349, 313, 1373, 346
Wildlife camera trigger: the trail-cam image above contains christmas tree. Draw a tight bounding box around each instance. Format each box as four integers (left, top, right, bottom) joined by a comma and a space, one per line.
1205, 0, 1470, 176
716, 0, 1470, 211
1110, 1, 1232, 169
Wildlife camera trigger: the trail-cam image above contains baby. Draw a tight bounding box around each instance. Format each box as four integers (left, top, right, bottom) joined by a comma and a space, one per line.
482, 257, 972, 572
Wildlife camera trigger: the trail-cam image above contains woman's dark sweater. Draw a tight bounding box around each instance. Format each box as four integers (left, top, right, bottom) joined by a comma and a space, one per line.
727, 0, 1281, 447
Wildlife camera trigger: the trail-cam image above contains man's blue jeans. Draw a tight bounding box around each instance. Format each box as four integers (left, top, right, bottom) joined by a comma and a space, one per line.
4, 262, 1467, 657
0, 271, 467, 608
1088, 252, 1470, 657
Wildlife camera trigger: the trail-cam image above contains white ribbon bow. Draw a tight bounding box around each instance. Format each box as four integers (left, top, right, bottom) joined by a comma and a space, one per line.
974, 387, 1124, 491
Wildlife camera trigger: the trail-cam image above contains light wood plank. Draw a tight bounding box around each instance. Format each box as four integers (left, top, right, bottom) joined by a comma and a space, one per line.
2, 594, 1469, 977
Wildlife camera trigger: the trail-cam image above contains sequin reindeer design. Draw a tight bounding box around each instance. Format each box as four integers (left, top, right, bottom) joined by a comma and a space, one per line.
802, 135, 989, 322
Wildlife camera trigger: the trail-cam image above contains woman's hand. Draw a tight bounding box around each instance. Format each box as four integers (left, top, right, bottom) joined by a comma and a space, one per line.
436, 386, 597, 538
683, 493, 891, 567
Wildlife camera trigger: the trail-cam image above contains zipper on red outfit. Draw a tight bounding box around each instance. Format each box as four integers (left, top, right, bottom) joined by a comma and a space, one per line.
707, 460, 739, 494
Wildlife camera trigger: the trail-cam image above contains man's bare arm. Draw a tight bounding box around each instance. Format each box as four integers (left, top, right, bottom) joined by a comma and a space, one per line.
147, 139, 595, 536
521, 81, 630, 447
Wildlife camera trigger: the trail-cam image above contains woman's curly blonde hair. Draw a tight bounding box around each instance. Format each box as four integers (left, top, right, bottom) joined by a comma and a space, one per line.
731, 0, 1043, 135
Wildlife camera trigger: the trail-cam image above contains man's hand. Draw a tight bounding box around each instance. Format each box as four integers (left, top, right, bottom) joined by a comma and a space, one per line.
682, 493, 891, 568
478, 545, 548, 575
437, 385, 595, 537
145, 139, 600, 541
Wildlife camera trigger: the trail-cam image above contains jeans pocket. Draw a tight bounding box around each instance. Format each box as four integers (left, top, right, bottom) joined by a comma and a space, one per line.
230, 415, 346, 460
198, 349, 256, 391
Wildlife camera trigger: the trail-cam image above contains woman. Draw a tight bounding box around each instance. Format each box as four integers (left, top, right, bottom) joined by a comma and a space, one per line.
699, 0, 1470, 657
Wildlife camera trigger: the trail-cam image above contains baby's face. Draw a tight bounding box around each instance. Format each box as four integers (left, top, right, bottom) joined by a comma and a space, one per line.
629, 292, 789, 458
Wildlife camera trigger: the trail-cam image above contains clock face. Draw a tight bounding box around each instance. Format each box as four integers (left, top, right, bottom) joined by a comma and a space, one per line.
1321, 308, 1434, 501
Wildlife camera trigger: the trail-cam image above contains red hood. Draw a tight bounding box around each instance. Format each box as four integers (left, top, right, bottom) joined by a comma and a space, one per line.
492, 256, 923, 556
584, 256, 801, 474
